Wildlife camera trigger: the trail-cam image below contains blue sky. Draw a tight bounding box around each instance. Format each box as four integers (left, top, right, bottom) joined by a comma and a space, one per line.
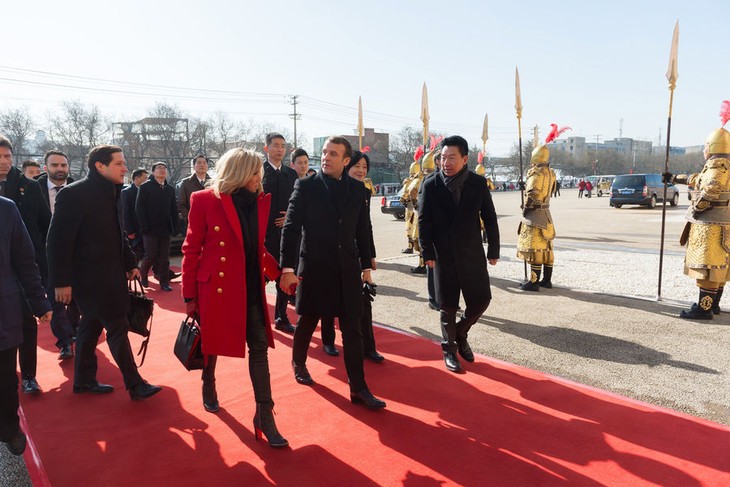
3, 0, 728, 156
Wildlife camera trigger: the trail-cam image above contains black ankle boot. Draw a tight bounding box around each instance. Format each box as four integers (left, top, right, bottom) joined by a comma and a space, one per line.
680, 288, 716, 320
202, 356, 219, 412
520, 264, 541, 291
253, 402, 288, 448
539, 265, 553, 289
440, 310, 463, 373
713, 287, 723, 315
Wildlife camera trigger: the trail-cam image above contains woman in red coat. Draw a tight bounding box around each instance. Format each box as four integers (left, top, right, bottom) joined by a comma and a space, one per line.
181, 148, 287, 448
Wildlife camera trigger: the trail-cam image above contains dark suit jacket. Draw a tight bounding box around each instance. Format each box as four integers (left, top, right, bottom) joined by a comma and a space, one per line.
418, 170, 500, 309
36, 173, 74, 210
2, 166, 51, 285
262, 160, 298, 256
135, 178, 179, 237
0, 197, 51, 350
177, 173, 210, 218
121, 184, 140, 236
47, 170, 137, 320
280, 171, 372, 318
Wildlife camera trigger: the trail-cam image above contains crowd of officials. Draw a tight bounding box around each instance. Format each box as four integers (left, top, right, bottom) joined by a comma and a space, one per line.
0, 131, 501, 452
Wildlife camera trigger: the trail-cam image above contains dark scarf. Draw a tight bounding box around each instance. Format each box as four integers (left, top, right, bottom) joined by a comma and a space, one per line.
441, 165, 469, 206
231, 189, 261, 305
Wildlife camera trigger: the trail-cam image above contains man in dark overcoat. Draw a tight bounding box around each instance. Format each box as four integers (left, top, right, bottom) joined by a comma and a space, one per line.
280, 136, 385, 409
47, 145, 161, 400
0, 196, 51, 455
419, 135, 500, 373
0, 135, 50, 394
121, 167, 148, 262
262, 133, 299, 333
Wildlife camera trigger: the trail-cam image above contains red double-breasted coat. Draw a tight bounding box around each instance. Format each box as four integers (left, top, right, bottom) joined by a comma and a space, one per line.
181, 188, 281, 358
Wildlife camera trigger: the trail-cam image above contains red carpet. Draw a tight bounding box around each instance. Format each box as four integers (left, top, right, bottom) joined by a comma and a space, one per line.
19, 281, 730, 486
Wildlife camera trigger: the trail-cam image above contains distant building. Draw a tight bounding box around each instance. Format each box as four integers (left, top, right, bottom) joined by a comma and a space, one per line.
313, 128, 396, 184
652, 145, 686, 156
548, 136, 588, 158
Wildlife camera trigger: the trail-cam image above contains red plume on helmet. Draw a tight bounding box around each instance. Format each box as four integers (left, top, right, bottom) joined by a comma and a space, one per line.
720, 100, 730, 127
429, 135, 444, 151
413, 146, 425, 161
544, 124, 572, 144
361, 146, 371, 153
478, 151, 484, 164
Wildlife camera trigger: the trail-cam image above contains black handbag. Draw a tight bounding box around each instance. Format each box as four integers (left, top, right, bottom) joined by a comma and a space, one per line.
127, 277, 153, 366
174, 316, 204, 370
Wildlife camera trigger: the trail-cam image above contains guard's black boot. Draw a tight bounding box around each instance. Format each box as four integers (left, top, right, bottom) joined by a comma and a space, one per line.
539, 264, 553, 289
455, 301, 489, 363
202, 355, 219, 413
712, 287, 723, 315
519, 264, 541, 291
253, 402, 288, 448
680, 288, 716, 320
440, 310, 463, 373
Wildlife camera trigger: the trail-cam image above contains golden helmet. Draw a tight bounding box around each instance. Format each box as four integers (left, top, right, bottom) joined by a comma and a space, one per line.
475, 164, 486, 176
363, 177, 376, 195
531, 145, 549, 164
422, 151, 436, 173
705, 128, 730, 155
409, 160, 421, 176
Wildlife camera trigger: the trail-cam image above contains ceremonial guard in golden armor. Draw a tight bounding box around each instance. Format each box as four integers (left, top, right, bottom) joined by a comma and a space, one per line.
475, 161, 495, 243
663, 101, 730, 319
517, 124, 568, 291
400, 154, 421, 254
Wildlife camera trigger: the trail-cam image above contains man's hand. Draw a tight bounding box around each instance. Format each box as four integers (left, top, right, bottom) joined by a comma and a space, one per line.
425, 260, 435, 268
280, 272, 300, 295
370, 258, 377, 271
185, 299, 199, 319
488, 259, 498, 266
362, 270, 373, 284
56, 287, 72, 305
127, 268, 141, 281
274, 211, 287, 228
38, 311, 53, 323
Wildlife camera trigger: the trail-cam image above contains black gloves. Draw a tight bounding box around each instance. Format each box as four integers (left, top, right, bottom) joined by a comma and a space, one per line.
363, 282, 377, 302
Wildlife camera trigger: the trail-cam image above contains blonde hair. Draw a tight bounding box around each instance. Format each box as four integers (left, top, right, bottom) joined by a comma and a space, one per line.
210, 148, 263, 196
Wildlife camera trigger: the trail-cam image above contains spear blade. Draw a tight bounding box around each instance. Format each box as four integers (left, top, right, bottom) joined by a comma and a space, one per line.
666, 21, 679, 90
515, 67, 523, 119
421, 82, 430, 146
358, 96, 364, 150
481, 112, 489, 146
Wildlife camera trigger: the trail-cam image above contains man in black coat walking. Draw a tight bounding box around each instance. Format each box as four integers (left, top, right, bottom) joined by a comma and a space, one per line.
262, 133, 299, 333
121, 167, 148, 262
47, 145, 161, 400
0, 135, 51, 394
135, 162, 179, 292
280, 136, 385, 409
419, 135, 500, 373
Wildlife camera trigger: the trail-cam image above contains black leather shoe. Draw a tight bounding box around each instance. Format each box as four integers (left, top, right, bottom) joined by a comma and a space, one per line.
443, 351, 463, 373
410, 265, 427, 275
160, 282, 173, 292
519, 281, 540, 292
140, 275, 149, 287
401, 248, 414, 254
350, 389, 386, 409
322, 344, 339, 356
364, 350, 385, 363
129, 381, 162, 400
59, 344, 74, 360
292, 361, 314, 386
457, 339, 475, 363
275, 321, 296, 334
22, 377, 41, 394
5, 430, 26, 456
167, 270, 181, 280
73, 382, 114, 394
428, 301, 440, 311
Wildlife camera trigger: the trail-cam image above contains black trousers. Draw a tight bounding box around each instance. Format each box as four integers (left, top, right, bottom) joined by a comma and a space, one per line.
273, 282, 290, 325
140, 235, 171, 282
320, 297, 376, 353
427, 267, 439, 308
74, 315, 142, 390
47, 285, 75, 349
0, 346, 19, 442
18, 302, 37, 379
294, 314, 366, 392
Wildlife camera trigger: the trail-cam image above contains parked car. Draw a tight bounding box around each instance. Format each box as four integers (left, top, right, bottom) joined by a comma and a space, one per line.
381, 187, 406, 220
609, 173, 679, 209
586, 175, 615, 197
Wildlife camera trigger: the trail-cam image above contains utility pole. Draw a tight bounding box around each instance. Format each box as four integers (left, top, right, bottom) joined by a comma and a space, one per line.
288, 95, 301, 148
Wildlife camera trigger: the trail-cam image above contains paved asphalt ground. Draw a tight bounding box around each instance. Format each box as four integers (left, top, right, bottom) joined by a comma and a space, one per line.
3, 186, 727, 485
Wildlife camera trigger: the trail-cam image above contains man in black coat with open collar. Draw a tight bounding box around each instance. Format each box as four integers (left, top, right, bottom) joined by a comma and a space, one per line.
47, 145, 161, 400
280, 136, 385, 410
418, 135, 500, 373
262, 133, 299, 333
0, 135, 50, 394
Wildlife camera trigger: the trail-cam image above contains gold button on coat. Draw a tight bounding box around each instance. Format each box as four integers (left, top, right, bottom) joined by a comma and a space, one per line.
219, 241, 225, 247
214, 226, 220, 232
218, 272, 224, 277
220, 256, 226, 262
217, 288, 223, 294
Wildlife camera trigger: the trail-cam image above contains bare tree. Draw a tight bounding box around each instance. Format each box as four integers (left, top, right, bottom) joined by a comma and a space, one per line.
389, 126, 423, 182
47, 101, 110, 178
0, 107, 34, 161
